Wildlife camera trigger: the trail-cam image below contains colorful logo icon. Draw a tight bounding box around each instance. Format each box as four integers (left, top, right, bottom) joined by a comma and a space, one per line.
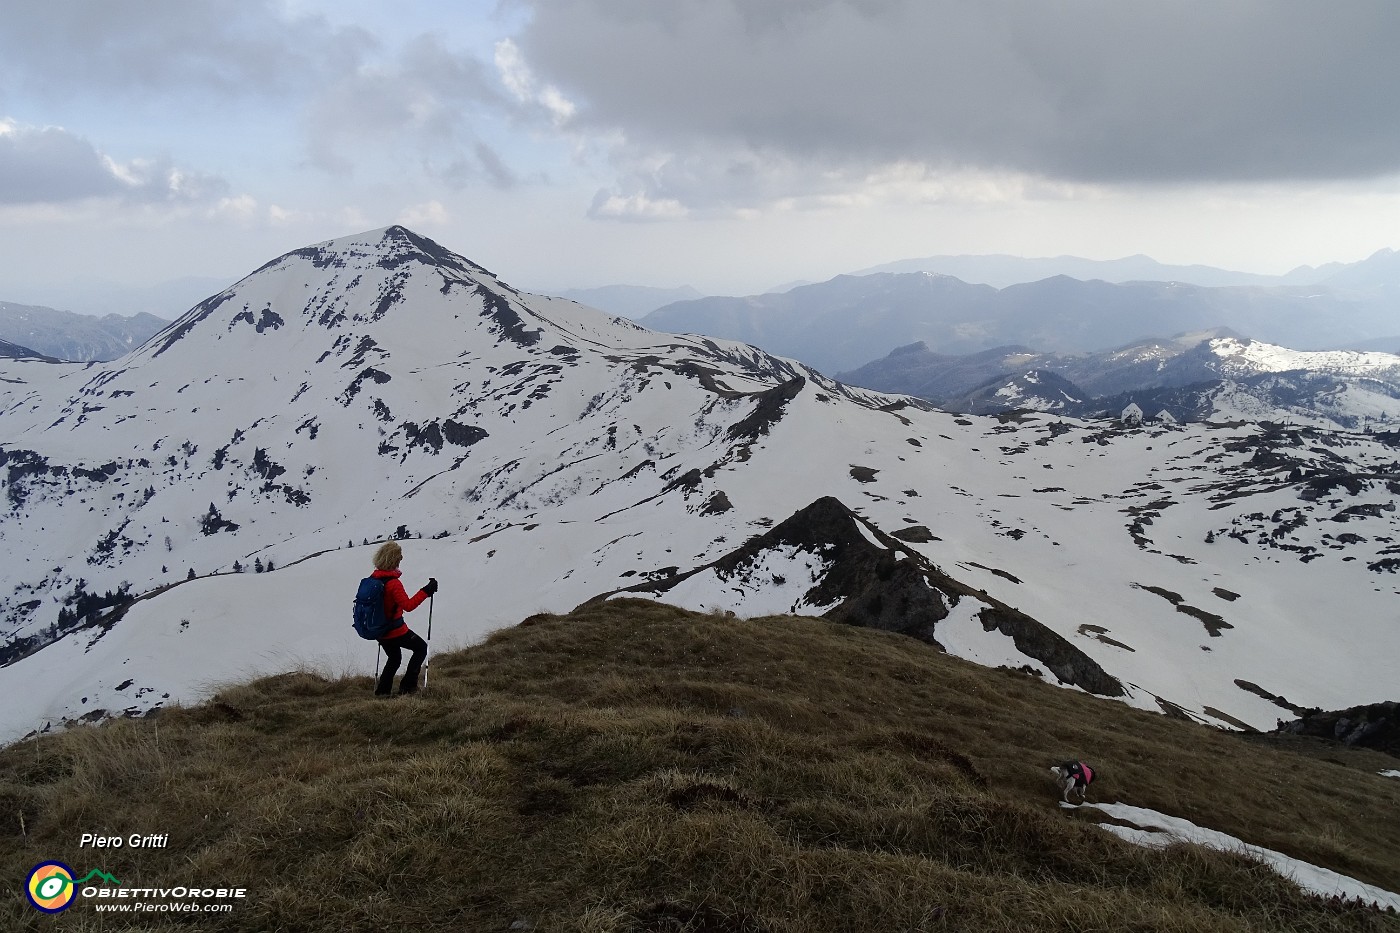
26, 861, 77, 913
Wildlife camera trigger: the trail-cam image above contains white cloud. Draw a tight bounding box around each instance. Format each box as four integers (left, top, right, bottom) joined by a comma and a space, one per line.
338, 206, 372, 230
539, 86, 577, 126
397, 200, 450, 227
494, 38, 533, 103
268, 204, 310, 226
588, 190, 688, 222
210, 194, 259, 221
494, 38, 576, 128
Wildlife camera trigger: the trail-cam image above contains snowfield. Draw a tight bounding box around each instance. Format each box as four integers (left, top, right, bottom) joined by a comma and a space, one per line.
1210, 336, 1400, 380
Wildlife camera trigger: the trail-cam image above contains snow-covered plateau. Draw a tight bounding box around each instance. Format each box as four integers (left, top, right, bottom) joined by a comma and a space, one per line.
2, 227, 1398, 743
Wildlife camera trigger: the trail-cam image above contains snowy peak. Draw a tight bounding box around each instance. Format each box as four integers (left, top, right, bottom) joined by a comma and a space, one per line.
142, 226, 522, 362
251, 225, 493, 281
1206, 336, 1400, 380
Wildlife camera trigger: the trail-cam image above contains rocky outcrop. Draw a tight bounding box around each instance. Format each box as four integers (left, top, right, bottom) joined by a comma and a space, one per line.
978, 606, 1125, 697
590, 496, 1125, 697
1276, 701, 1400, 758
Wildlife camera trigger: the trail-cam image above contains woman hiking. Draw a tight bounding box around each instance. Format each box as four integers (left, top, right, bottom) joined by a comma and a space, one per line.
368, 541, 437, 696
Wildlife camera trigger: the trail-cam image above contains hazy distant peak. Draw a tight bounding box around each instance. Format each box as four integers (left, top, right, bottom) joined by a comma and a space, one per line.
848, 250, 1400, 290
0, 301, 169, 362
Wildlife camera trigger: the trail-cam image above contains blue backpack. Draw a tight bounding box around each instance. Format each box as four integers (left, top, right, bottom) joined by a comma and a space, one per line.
352, 576, 393, 640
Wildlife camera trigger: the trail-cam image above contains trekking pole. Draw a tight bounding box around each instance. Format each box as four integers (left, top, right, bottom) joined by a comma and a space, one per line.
423, 594, 434, 691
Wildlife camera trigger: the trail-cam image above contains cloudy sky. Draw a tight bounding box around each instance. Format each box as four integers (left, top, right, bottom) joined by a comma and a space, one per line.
2, 0, 1398, 310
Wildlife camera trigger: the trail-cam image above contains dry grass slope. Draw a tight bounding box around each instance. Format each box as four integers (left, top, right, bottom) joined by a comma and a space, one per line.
3, 599, 1398, 932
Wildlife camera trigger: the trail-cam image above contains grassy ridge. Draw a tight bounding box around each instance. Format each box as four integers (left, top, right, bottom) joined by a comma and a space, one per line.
3, 599, 1398, 931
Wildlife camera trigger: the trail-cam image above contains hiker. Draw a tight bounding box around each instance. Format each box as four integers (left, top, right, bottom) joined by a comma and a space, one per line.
367, 541, 437, 696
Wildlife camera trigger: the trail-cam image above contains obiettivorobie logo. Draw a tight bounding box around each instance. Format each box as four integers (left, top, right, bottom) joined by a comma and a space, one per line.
26, 859, 247, 915
26, 862, 121, 913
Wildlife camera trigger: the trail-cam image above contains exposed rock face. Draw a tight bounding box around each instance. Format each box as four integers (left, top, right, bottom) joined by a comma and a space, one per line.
726, 376, 805, 442
977, 606, 1125, 697
760, 496, 952, 642
1276, 701, 1400, 758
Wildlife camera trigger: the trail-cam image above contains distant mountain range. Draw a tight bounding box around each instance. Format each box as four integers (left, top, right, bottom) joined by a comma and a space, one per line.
852, 247, 1400, 290
8, 276, 234, 321
640, 272, 1397, 376
0, 302, 168, 362
606, 253, 1400, 432
638, 246, 1400, 375
838, 331, 1400, 430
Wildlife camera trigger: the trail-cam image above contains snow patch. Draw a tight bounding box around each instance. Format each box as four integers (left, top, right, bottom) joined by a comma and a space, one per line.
1081, 801, 1400, 909
935, 597, 1051, 678
624, 544, 834, 617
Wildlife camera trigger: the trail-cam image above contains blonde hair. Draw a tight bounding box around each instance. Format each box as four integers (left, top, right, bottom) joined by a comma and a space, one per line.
372, 541, 403, 571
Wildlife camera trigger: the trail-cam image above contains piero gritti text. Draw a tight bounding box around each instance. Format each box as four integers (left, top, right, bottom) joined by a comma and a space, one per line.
80, 832, 169, 849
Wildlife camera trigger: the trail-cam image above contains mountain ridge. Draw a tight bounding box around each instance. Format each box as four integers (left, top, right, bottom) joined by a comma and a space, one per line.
850, 248, 1398, 290
838, 332, 1400, 429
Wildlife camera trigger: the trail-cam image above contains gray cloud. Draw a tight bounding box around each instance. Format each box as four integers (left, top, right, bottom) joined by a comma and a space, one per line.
304, 34, 506, 176
0, 122, 227, 205
511, 0, 1400, 191
0, 3, 507, 186
473, 143, 521, 189
0, 0, 370, 101
0, 124, 124, 203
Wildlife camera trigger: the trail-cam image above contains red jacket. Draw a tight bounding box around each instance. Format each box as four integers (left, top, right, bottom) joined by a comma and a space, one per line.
371, 568, 428, 640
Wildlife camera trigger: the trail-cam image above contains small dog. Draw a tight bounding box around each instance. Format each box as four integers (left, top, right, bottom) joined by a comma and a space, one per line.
1051, 760, 1096, 803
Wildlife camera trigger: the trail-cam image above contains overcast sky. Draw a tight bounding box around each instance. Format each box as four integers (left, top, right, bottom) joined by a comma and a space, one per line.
2, 0, 1398, 309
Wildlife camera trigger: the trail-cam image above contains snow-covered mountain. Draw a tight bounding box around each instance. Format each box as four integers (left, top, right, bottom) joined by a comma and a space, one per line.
843, 331, 1400, 429
2, 227, 1398, 743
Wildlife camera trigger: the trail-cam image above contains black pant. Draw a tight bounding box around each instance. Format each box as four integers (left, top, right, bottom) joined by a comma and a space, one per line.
376, 630, 428, 695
